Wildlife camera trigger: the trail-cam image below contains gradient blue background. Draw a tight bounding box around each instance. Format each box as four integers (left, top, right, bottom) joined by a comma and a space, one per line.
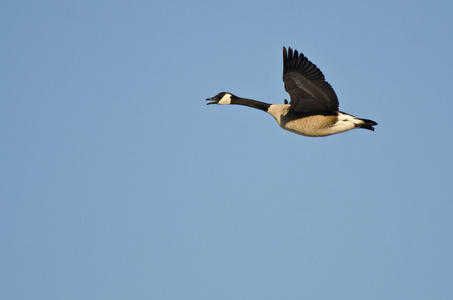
2, 1, 452, 299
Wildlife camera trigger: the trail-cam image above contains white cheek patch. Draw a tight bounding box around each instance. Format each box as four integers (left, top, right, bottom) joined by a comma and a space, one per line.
218, 93, 232, 105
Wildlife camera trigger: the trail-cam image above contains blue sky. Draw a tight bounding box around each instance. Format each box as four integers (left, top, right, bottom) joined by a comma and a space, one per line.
1, 0, 452, 299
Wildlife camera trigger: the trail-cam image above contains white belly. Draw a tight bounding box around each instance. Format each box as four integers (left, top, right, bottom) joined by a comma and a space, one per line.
267, 105, 360, 137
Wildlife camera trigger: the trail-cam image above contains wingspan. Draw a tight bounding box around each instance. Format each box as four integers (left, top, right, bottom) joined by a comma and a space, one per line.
283, 47, 339, 112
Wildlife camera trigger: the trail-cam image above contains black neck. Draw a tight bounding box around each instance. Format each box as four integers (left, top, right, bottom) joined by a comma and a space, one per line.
231, 97, 271, 112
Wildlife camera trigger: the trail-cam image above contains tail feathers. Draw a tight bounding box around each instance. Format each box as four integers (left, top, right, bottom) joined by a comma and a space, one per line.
358, 118, 378, 131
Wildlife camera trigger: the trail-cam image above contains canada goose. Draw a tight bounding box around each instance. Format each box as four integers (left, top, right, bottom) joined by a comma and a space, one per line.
206, 47, 377, 137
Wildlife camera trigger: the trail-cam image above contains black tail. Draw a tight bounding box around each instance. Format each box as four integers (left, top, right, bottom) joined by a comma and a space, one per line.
358, 118, 378, 131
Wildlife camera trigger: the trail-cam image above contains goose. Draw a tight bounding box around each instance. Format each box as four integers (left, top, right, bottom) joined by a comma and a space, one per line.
206, 47, 377, 137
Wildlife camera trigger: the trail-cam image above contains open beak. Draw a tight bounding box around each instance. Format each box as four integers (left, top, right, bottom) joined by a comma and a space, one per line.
206, 97, 217, 105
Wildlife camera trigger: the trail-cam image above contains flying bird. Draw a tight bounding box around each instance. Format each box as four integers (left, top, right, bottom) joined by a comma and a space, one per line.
206, 47, 377, 137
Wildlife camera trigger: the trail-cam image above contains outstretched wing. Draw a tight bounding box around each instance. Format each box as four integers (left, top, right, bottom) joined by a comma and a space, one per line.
283, 47, 339, 112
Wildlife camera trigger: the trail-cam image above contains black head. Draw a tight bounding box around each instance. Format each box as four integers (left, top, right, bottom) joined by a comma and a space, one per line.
206, 92, 237, 105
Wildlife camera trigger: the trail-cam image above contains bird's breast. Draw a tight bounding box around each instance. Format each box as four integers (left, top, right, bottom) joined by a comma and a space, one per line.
267, 105, 348, 137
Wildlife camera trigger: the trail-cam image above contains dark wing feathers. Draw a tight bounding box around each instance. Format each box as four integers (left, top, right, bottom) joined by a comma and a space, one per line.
283, 47, 339, 112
